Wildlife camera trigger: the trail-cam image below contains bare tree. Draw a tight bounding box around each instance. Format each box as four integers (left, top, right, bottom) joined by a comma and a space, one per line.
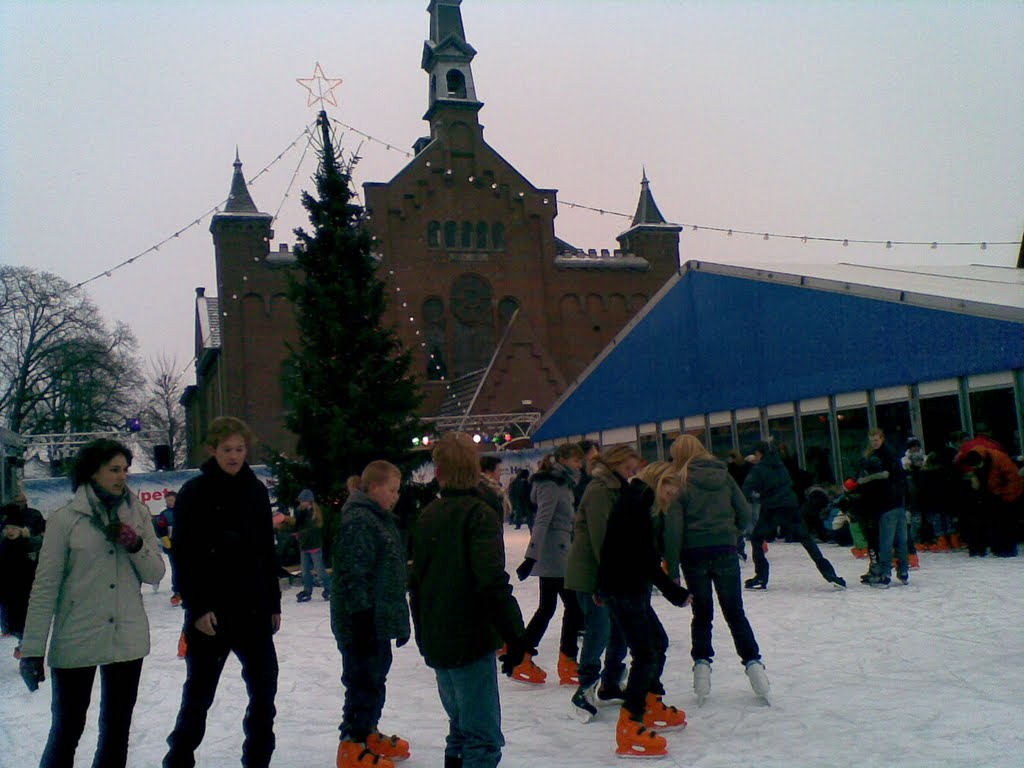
136, 354, 188, 471
0, 266, 144, 435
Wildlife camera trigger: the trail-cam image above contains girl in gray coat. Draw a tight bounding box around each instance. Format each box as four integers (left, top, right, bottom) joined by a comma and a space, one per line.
20, 439, 165, 768
513, 443, 585, 685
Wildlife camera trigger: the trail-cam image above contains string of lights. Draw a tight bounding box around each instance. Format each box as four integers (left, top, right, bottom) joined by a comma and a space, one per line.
334, 120, 1015, 252
70, 124, 316, 291
272, 126, 317, 224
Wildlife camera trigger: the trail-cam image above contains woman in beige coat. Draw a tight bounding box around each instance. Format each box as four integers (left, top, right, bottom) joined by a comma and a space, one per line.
20, 439, 165, 768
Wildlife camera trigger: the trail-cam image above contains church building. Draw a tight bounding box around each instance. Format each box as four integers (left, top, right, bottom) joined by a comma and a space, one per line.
182, 0, 681, 464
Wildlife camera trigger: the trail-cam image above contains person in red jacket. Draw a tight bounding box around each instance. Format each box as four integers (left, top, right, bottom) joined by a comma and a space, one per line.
955, 442, 1022, 557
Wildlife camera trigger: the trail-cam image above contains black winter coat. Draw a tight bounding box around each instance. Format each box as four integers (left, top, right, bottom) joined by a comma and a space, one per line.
173, 458, 282, 626
598, 480, 689, 603
743, 452, 799, 511
409, 489, 524, 669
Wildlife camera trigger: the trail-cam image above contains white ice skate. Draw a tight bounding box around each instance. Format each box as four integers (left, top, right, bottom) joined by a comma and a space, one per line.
745, 660, 772, 705
693, 659, 711, 705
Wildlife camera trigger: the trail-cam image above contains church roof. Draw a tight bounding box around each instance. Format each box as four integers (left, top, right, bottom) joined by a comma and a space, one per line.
533, 259, 1024, 441
223, 151, 258, 214
631, 169, 667, 226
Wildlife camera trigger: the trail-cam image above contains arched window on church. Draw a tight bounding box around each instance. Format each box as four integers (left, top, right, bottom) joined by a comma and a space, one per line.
498, 296, 520, 328
444, 221, 457, 248
476, 221, 488, 249
461, 221, 473, 249
427, 221, 440, 248
492, 222, 506, 249
423, 297, 447, 381
446, 69, 467, 99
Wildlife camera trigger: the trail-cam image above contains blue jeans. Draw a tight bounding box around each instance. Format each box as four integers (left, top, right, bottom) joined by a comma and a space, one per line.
682, 553, 760, 665
434, 653, 503, 768
339, 637, 393, 743
878, 507, 909, 579
301, 548, 329, 595
574, 591, 627, 689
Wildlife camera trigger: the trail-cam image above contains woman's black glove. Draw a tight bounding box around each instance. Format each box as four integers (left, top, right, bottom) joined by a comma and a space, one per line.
498, 637, 528, 677
515, 557, 536, 581
20, 657, 45, 692
662, 582, 692, 607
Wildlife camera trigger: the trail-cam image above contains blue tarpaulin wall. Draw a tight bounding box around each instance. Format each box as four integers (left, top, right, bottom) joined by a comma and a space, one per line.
533, 271, 1024, 441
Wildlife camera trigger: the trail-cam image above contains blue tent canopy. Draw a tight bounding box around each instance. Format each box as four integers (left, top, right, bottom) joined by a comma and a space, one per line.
533, 267, 1024, 441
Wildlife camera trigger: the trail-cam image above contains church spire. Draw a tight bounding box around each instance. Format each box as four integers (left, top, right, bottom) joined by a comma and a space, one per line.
224, 151, 258, 213
422, 0, 483, 121
631, 168, 667, 227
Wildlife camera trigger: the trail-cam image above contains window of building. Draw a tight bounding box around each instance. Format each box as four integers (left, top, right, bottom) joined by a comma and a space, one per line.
920, 394, 962, 457
427, 221, 440, 248
498, 296, 520, 328
876, 400, 913, 452
736, 420, 760, 456
767, 415, 797, 464
461, 221, 473, 249
444, 221, 457, 248
970, 387, 1018, 454
836, 407, 869, 480
800, 412, 835, 484
476, 221, 488, 249
709, 424, 732, 461
492, 222, 505, 249
446, 69, 467, 99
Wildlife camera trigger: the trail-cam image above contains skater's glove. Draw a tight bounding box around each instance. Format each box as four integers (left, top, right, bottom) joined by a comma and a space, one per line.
107, 523, 143, 553
499, 637, 528, 677
19, 657, 45, 692
350, 610, 376, 656
663, 583, 692, 607
515, 557, 536, 581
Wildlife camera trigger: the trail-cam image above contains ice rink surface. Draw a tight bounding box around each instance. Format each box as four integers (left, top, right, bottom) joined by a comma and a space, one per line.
2, 527, 1022, 767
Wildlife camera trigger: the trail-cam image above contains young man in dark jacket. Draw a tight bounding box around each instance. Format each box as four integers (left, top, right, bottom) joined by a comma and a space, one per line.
164, 417, 281, 768
410, 432, 527, 768
742, 442, 845, 590
332, 460, 412, 768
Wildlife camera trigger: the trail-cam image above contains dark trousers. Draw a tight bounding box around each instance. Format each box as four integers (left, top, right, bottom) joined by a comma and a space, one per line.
682, 553, 760, 665
751, 505, 839, 584
339, 636, 393, 743
164, 620, 278, 768
40, 658, 143, 768
522, 576, 583, 658
606, 593, 668, 718
0, 559, 36, 637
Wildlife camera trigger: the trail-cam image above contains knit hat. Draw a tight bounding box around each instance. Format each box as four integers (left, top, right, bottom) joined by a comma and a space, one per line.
906, 436, 921, 449
297, 489, 314, 503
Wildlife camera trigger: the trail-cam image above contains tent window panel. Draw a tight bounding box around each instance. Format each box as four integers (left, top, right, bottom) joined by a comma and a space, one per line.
836, 407, 870, 481
640, 433, 660, 463
920, 395, 962, 458
767, 416, 797, 465
709, 424, 732, 461
969, 387, 1017, 453
736, 421, 760, 456
876, 401, 913, 452
800, 413, 835, 485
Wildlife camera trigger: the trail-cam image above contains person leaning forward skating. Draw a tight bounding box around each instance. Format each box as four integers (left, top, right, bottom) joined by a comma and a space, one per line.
163, 417, 282, 768
741, 441, 846, 590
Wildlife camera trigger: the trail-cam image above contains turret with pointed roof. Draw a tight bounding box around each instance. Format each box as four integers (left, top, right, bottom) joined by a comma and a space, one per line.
616, 170, 682, 269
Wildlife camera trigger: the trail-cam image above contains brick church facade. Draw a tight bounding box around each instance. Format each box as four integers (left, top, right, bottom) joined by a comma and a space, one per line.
182, 0, 681, 465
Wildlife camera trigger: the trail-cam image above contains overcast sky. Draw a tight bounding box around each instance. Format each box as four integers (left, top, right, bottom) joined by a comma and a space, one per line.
2, 0, 1022, 386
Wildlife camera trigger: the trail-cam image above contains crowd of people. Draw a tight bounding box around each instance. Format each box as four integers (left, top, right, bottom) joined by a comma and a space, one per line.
3, 416, 1021, 767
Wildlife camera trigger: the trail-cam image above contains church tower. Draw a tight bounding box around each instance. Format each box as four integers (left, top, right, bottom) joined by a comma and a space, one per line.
616, 170, 682, 273
208, 152, 297, 456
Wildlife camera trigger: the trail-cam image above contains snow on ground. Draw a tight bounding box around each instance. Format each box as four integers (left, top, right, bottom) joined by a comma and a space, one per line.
2, 528, 1023, 768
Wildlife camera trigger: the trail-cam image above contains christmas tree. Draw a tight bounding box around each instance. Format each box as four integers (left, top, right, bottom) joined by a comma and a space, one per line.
284, 110, 422, 498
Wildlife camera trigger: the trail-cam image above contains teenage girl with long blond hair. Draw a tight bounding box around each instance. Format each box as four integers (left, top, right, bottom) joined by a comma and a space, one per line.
668, 434, 771, 704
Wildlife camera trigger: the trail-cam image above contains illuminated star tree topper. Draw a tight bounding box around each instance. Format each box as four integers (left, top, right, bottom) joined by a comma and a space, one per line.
297, 62, 343, 109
